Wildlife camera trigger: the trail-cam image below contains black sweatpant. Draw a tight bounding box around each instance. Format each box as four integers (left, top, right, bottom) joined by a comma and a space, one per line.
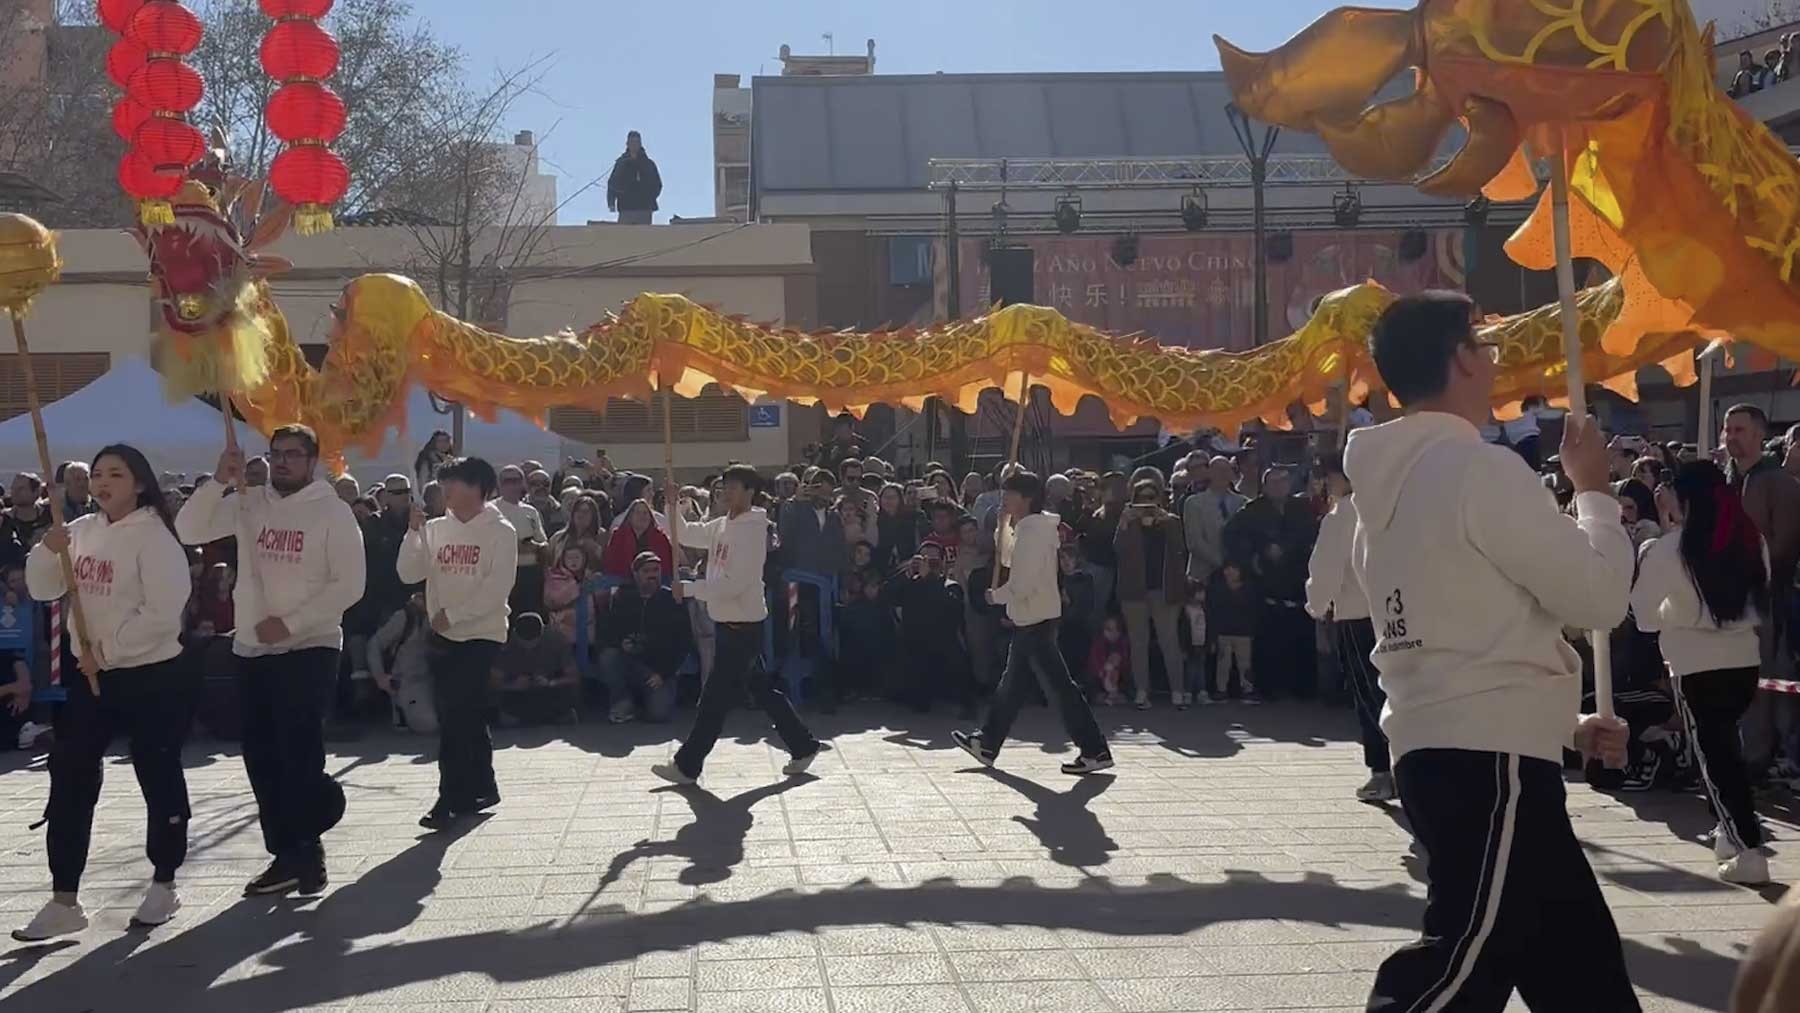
428, 635, 501, 810
1672, 666, 1764, 852
1368, 749, 1638, 1012
239, 647, 345, 860
1336, 618, 1391, 775
979, 619, 1109, 759
47, 657, 196, 893
674, 621, 818, 778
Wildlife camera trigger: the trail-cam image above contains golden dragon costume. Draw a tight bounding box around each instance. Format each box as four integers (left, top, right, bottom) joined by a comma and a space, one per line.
1216, 0, 1800, 361
127, 177, 1691, 467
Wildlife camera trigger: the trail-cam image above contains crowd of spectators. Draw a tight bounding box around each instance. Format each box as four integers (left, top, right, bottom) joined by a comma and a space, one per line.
1729, 33, 1796, 97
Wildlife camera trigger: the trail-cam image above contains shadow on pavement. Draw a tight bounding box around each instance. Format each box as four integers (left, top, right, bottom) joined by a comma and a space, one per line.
982, 768, 1118, 868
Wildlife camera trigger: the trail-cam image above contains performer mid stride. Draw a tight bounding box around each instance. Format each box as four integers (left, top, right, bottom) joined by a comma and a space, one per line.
397, 457, 517, 829
1348, 292, 1638, 1011
178, 427, 365, 897
653, 465, 821, 785
953, 470, 1113, 775
13, 445, 193, 942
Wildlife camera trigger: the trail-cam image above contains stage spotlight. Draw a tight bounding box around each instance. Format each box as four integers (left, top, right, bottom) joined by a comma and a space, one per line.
1112, 233, 1139, 267
1332, 184, 1363, 228
1053, 194, 1082, 234
1464, 195, 1491, 227
1180, 188, 1208, 231
990, 199, 1011, 234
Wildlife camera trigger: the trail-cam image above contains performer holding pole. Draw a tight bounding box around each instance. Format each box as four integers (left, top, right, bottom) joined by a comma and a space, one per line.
991, 371, 1032, 596
1348, 289, 1638, 1010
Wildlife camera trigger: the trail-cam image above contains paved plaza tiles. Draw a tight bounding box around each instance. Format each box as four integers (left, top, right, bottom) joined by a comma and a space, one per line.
0, 702, 1791, 1012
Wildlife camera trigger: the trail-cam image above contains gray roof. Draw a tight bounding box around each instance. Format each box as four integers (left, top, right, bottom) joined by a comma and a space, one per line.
751, 72, 1335, 194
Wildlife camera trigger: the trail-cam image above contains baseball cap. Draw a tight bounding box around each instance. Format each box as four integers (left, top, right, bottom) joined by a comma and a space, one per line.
382, 473, 412, 493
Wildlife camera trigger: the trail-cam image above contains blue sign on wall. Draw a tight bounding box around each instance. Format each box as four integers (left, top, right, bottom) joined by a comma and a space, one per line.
749, 404, 782, 428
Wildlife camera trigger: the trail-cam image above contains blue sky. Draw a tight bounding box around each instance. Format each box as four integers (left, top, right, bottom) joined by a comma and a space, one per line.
413, 0, 1772, 224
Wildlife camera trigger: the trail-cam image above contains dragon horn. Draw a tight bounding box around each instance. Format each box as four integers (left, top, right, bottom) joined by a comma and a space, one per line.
1214, 8, 1419, 128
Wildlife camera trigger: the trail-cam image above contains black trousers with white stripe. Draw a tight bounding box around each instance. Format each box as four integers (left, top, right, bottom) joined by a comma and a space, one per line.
1336, 618, 1390, 774
1368, 749, 1639, 1013
1672, 667, 1764, 853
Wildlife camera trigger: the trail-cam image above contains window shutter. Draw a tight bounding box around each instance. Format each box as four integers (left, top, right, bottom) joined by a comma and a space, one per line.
0, 354, 110, 423
549, 387, 750, 444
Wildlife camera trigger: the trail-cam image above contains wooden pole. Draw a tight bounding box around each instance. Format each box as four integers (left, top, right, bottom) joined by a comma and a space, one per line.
1550, 133, 1613, 723
9, 314, 99, 697
993, 372, 1031, 592
663, 377, 681, 572
221, 394, 243, 491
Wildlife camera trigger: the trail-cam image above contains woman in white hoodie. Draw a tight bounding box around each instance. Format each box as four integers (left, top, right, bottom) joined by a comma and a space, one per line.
397, 456, 517, 830
1630, 461, 1773, 884
13, 444, 194, 943
952, 471, 1113, 776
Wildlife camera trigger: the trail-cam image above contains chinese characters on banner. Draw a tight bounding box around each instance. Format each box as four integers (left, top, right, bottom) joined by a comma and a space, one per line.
952, 230, 1460, 351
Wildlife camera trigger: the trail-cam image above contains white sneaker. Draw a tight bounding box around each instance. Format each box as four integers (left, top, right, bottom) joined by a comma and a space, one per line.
11, 899, 87, 942
1356, 772, 1398, 802
650, 762, 695, 786
1719, 848, 1771, 886
1709, 823, 1736, 862
16, 720, 49, 751
783, 744, 826, 776
131, 882, 180, 927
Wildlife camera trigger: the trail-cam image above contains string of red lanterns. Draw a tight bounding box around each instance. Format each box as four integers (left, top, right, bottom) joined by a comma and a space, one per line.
99, 0, 206, 225
259, 0, 349, 234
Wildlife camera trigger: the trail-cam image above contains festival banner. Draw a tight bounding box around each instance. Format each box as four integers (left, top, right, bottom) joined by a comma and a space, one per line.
951, 229, 1462, 351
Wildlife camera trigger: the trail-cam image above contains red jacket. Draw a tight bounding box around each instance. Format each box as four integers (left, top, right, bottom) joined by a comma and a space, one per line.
601, 522, 674, 580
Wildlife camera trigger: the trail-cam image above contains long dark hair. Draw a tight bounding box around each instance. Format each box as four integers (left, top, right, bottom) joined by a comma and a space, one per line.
1673, 461, 1768, 625
414, 429, 451, 480
92, 443, 176, 532
1614, 478, 1656, 527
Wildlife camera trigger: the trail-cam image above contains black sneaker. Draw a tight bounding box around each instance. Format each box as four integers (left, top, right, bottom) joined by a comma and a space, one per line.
295, 853, 328, 896
319, 780, 347, 836
1619, 751, 1662, 792
950, 729, 996, 768
1061, 753, 1116, 776
419, 803, 460, 831
471, 792, 501, 813
244, 858, 300, 897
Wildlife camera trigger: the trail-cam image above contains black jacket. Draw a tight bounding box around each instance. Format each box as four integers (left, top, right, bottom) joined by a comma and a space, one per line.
884, 572, 966, 647
1223, 494, 1315, 601
604, 584, 691, 676
607, 151, 663, 212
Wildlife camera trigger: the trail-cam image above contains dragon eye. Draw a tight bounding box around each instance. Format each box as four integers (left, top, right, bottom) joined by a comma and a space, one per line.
176, 294, 208, 321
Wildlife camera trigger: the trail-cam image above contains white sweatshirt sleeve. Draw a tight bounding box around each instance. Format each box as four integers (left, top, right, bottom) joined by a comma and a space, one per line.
442, 525, 516, 627
174, 480, 237, 546
991, 518, 1054, 606
109, 527, 191, 661
689, 521, 759, 605
24, 531, 67, 601
1466, 466, 1633, 633
396, 527, 430, 586
277, 503, 366, 635
1629, 537, 1671, 634
1305, 499, 1354, 620
672, 511, 724, 554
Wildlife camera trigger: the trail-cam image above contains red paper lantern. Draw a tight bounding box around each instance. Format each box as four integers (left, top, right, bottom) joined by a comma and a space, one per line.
127, 59, 204, 112
135, 117, 206, 170
259, 19, 339, 80
267, 81, 346, 143
126, 1, 203, 55
111, 97, 154, 142
118, 151, 184, 201
260, 0, 333, 16
98, 0, 148, 34
270, 144, 349, 205
105, 37, 148, 90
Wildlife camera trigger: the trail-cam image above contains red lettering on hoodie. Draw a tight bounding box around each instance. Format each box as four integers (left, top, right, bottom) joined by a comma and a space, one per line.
73, 553, 114, 596
255, 527, 307, 563
436, 543, 482, 576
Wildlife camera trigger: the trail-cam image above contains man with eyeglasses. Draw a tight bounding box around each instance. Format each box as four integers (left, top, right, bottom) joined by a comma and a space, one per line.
525, 468, 565, 537
177, 425, 366, 899
493, 464, 549, 618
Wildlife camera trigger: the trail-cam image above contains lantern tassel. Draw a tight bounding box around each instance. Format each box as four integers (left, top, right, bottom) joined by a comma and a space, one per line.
138, 200, 174, 226
294, 204, 334, 236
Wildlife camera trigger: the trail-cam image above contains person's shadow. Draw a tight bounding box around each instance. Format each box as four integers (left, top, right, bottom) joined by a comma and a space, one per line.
588, 776, 817, 906
983, 768, 1118, 868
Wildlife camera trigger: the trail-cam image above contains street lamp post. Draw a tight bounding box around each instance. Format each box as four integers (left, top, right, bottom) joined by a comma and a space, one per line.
1226, 104, 1280, 346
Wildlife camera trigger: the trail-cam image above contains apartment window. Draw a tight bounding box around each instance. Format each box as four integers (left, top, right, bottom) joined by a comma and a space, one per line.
550, 388, 749, 444
0, 353, 108, 422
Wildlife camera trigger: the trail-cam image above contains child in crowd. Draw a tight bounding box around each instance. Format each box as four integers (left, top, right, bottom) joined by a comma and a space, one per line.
1208, 561, 1259, 701
543, 544, 594, 641
1182, 581, 1209, 709
1088, 614, 1129, 705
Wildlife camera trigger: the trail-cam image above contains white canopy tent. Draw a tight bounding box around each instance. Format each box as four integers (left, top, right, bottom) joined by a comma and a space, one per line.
0, 357, 234, 480
339, 385, 570, 486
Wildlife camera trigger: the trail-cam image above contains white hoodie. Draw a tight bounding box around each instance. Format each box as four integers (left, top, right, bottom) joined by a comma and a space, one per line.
990, 511, 1062, 626
397, 502, 518, 643
176, 478, 367, 657
26, 507, 188, 669
675, 507, 768, 623
1630, 532, 1766, 677
1345, 413, 1632, 764
1305, 495, 1369, 621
